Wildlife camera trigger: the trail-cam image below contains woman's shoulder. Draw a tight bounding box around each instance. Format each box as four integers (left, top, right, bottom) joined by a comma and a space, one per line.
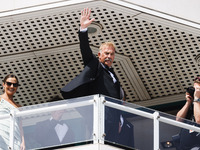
0, 95, 21, 108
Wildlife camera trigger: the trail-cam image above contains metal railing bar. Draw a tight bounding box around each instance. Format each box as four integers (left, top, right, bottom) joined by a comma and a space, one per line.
0, 100, 94, 119
159, 116, 200, 133
104, 101, 154, 119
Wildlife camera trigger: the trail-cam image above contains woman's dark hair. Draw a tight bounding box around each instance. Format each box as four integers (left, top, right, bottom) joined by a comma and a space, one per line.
186, 86, 195, 99
3, 73, 19, 84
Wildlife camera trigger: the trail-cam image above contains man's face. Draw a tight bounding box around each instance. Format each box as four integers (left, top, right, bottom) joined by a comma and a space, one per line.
98, 46, 115, 67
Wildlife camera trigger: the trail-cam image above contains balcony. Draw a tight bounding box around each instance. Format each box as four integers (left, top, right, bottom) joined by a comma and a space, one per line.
1, 95, 200, 150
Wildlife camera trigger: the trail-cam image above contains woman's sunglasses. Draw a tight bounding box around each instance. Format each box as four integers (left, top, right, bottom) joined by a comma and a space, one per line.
6, 82, 19, 87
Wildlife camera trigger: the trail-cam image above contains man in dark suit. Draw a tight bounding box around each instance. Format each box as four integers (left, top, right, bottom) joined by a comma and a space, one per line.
61, 8, 123, 101
61, 8, 127, 145
35, 109, 74, 148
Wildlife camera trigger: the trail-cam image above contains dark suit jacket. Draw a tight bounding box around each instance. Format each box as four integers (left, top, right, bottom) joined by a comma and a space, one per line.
35, 119, 74, 148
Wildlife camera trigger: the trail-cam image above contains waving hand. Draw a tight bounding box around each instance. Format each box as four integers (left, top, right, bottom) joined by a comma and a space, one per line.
80, 8, 95, 29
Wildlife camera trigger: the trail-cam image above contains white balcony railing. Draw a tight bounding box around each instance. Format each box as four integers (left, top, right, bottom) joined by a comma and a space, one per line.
1, 94, 200, 150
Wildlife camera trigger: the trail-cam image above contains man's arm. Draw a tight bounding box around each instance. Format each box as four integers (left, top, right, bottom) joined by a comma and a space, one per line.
79, 31, 94, 66
79, 8, 96, 66
176, 100, 192, 121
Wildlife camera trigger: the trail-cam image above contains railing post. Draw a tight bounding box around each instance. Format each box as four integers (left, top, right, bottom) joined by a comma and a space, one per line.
9, 109, 15, 150
99, 95, 105, 144
153, 111, 160, 150
93, 95, 98, 144
93, 95, 105, 144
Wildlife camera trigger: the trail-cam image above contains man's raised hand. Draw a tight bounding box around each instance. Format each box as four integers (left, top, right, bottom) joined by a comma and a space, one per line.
80, 8, 95, 29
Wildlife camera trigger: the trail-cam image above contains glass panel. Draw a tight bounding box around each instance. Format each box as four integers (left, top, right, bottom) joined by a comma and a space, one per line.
160, 122, 181, 150
0, 109, 20, 150
3, 94, 200, 150
132, 116, 153, 150
18, 96, 94, 150
104, 96, 154, 150
159, 111, 200, 150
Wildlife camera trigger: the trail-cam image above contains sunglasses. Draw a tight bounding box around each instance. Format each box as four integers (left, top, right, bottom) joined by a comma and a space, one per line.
6, 82, 19, 87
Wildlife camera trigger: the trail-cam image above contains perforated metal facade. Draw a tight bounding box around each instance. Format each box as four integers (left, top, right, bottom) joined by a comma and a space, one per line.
0, 1, 199, 107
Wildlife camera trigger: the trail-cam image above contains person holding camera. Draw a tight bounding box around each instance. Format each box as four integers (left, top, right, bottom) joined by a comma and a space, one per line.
175, 77, 200, 150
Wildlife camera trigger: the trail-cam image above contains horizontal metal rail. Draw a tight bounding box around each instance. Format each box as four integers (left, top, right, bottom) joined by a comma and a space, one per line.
0, 100, 94, 119
105, 101, 154, 119
105, 100, 200, 133
159, 116, 200, 133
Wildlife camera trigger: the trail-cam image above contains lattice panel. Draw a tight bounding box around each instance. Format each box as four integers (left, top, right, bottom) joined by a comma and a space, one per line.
0, 1, 199, 106
0, 46, 86, 106
130, 19, 200, 97
35, 47, 84, 93
0, 10, 80, 55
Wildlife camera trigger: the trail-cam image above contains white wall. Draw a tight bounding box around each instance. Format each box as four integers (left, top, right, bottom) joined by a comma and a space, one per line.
125, 0, 200, 23
0, 0, 63, 12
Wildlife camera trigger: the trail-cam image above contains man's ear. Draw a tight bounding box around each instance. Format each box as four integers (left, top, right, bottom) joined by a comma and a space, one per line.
98, 52, 101, 58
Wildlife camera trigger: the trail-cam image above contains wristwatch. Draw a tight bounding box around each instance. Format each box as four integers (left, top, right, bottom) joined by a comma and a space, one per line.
194, 98, 200, 102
